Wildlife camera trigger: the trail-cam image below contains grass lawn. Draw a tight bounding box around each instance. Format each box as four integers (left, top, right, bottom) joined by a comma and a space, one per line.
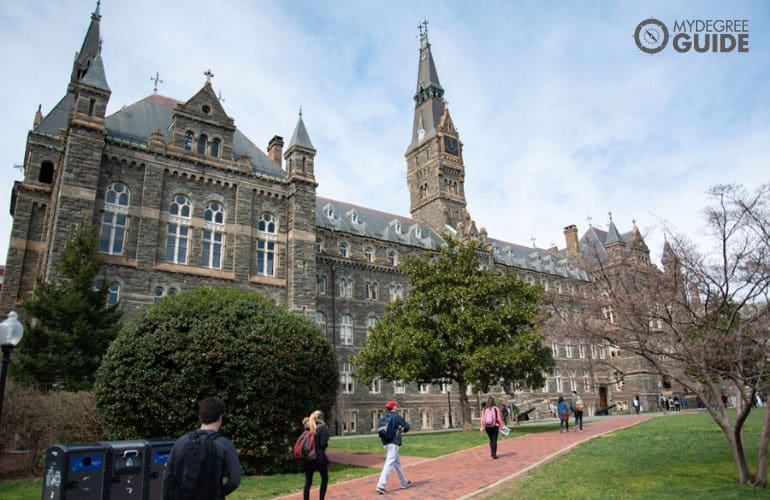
1, 411, 766, 499
477, 409, 767, 499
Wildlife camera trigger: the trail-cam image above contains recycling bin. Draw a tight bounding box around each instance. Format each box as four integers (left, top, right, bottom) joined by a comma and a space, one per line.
143, 439, 175, 500
41, 443, 111, 500
102, 440, 146, 500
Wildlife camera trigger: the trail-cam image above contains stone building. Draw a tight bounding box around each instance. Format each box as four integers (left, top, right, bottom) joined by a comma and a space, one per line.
1, 5, 669, 434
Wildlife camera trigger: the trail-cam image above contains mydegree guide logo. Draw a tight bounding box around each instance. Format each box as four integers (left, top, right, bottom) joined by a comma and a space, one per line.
634, 17, 749, 54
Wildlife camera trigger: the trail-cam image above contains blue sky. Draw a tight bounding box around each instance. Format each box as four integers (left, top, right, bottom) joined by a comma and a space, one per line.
0, 0, 768, 266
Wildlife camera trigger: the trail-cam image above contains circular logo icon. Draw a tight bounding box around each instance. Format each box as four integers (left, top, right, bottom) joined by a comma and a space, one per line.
634, 18, 669, 54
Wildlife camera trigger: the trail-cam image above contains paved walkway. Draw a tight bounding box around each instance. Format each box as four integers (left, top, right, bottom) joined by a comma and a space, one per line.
278, 414, 656, 499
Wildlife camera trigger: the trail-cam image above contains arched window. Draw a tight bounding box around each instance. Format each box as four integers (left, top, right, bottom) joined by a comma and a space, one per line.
257, 213, 277, 276
317, 274, 327, 295
315, 311, 327, 335
107, 282, 120, 306
387, 250, 398, 266
166, 195, 191, 264
39, 161, 54, 184
100, 182, 130, 255
197, 134, 208, 154
202, 201, 225, 269
338, 241, 349, 258
210, 138, 221, 158
315, 237, 323, 254
364, 246, 374, 262
183, 131, 194, 151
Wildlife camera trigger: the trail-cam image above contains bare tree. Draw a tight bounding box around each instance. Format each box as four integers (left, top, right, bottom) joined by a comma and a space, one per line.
580, 183, 770, 487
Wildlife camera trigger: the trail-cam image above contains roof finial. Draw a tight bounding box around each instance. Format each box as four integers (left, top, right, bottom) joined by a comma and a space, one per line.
530, 236, 537, 248
204, 69, 214, 83
608, 210, 613, 222
419, 19, 430, 49
586, 213, 593, 227
299, 106, 303, 118
92, 0, 101, 21
150, 71, 164, 93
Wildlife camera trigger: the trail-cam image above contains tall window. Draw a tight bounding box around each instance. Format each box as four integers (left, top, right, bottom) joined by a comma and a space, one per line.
197, 134, 208, 154
100, 182, 130, 255
365, 281, 378, 300
107, 282, 120, 306
340, 362, 354, 394
339, 241, 349, 258
317, 274, 327, 295
388, 284, 403, 302
257, 213, 277, 276
394, 380, 406, 394
370, 377, 382, 394
366, 317, 377, 339
339, 277, 353, 298
340, 314, 353, 345
166, 195, 191, 264
315, 237, 323, 253
551, 342, 559, 357
555, 370, 563, 392
202, 201, 225, 269
183, 131, 194, 150
565, 342, 573, 358
210, 138, 221, 158
364, 245, 374, 262
315, 311, 327, 335
387, 250, 398, 265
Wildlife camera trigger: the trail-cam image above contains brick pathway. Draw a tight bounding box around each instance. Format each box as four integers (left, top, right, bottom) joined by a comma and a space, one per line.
277, 414, 655, 499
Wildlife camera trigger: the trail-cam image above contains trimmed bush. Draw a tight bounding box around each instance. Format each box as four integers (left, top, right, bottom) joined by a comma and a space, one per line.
94, 287, 337, 474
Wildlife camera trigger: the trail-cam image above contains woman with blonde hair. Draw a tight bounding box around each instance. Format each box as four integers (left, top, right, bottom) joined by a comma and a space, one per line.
302, 410, 329, 500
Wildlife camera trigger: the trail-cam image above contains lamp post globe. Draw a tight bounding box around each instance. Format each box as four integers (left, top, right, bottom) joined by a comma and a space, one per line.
0, 311, 24, 421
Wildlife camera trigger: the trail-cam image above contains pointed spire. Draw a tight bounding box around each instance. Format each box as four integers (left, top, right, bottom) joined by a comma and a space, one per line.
71, 1, 103, 85
80, 52, 110, 91
408, 20, 446, 151
605, 211, 625, 247
288, 108, 315, 151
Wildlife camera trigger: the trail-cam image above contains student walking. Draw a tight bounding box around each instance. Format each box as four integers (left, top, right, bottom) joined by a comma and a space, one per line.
161, 397, 241, 500
557, 396, 570, 433
480, 396, 505, 459
376, 401, 412, 495
570, 390, 584, 431
302, 410, 329, 500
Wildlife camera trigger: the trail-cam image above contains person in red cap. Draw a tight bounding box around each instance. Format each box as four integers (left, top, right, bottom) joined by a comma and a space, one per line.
375, 401, 412, 494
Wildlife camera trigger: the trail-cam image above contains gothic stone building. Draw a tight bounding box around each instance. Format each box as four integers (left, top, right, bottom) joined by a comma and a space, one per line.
1, 6, 668, 434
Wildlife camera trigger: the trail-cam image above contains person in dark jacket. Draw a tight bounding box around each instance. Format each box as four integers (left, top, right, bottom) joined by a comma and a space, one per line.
302, 410, 329, 500
557, 396, 570, 434
161, 397, 241, 500
376, 401, 412, 495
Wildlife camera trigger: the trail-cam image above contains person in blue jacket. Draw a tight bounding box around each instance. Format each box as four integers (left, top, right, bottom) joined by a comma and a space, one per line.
375, 401, 413, 495
557, 396, 571, 433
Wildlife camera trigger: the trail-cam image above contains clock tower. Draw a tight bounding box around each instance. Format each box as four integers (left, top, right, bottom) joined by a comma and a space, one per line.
405, 22, 475, 238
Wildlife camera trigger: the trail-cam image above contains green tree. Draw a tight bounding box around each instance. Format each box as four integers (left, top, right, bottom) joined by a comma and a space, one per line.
94, 286, 338, 474
353, 238, 554, 430
12, 223, 122, 391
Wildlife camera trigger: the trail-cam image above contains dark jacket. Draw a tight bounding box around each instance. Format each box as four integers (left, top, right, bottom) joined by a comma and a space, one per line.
382, 411, 410, 446
303, 423, 330, 469
161, 429, 241, 500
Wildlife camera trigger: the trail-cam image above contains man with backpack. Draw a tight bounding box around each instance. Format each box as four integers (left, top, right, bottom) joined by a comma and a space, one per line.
162, 397, 242, 500
570, 390, 584, 432
375, 400, 412, 495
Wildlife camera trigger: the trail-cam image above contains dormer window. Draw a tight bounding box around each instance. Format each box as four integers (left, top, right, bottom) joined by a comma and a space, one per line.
414, 226, 422, 238
350, 211, 359, 224
324, 205, 334, 219
392, 220, 402, 233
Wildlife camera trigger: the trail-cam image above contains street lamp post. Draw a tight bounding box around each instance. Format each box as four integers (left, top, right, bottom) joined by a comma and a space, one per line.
447, 388, 453, 429
0, 311, 24, 421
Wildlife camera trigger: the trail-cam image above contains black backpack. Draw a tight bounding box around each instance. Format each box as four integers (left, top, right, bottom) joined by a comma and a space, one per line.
167, 430, 221, 500
378, 414, 396, 442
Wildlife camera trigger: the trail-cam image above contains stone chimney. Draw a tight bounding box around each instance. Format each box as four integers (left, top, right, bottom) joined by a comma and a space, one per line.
563, 225, 579, 258
268, 135, 284, 168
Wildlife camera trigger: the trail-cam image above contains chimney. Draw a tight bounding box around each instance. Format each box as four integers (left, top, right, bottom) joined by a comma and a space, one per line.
268, 135, 284, 168
563, 225, 579, 258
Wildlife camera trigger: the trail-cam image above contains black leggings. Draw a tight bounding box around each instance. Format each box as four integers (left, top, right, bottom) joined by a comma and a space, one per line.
485, 426, 499, 457
303, 463, 328, 500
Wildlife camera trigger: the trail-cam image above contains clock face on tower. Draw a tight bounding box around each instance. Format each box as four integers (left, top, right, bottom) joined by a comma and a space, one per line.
443, 136, 459, 156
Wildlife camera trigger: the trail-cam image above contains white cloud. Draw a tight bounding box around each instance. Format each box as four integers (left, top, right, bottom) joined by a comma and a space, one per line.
0, 0, 768, 272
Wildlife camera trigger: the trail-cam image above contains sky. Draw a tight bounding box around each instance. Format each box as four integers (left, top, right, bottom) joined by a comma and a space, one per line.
0, 0, 768, 267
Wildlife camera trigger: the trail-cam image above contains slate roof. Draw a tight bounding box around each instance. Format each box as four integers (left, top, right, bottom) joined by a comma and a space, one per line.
316, 197, 443, 250
104, 94, 285, 179
288, 113, 315, 151
489, 238, 589, 280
